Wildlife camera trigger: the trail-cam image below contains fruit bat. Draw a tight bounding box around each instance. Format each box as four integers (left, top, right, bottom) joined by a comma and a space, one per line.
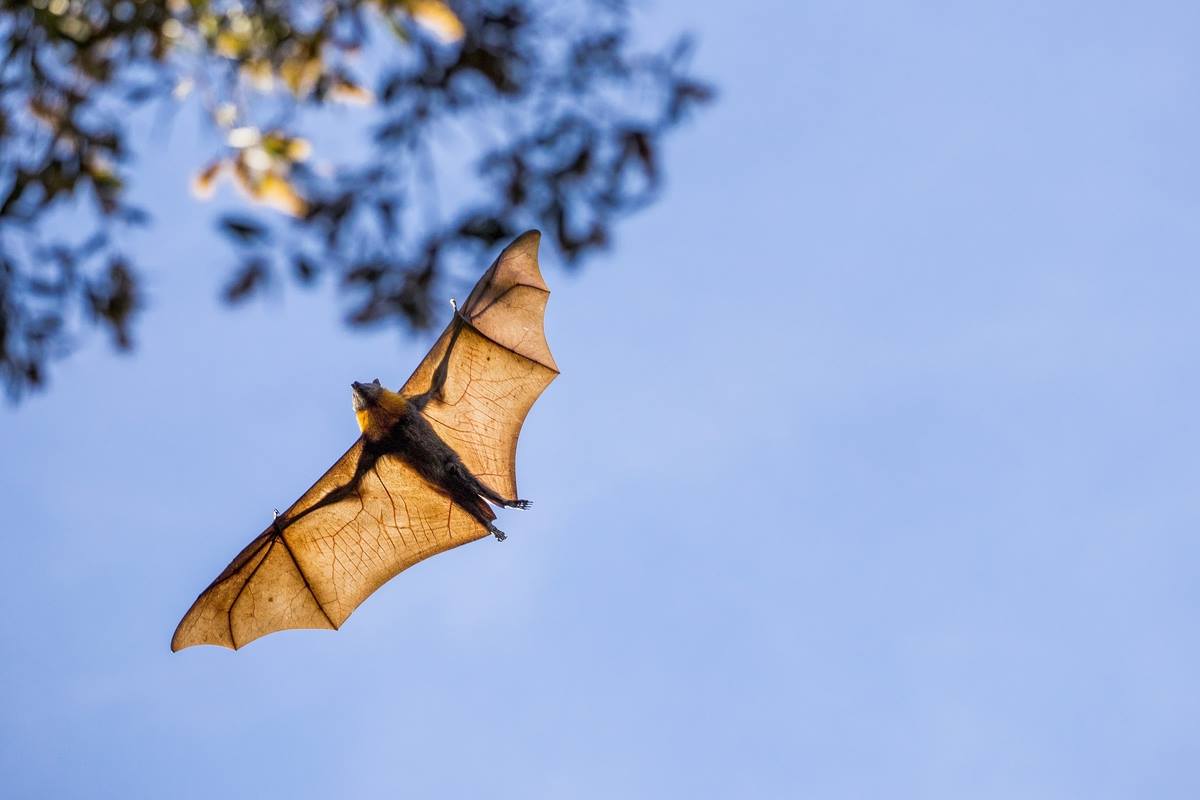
171, 231, 558, 651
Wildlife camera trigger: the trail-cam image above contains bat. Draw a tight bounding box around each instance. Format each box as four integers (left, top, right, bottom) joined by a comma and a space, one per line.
171, 231, 558, 651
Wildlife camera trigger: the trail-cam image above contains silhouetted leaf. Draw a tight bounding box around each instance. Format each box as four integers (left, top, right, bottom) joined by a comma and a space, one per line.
292, 255, 319, 284
457, 214, 511, 245
219, 215, 271, 244
0, 0, 710, 401
222, 259, 271, 303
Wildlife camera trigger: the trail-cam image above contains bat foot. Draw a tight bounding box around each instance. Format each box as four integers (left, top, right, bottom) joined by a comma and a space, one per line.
489, 525, 507, 542
510, 499, 532, 510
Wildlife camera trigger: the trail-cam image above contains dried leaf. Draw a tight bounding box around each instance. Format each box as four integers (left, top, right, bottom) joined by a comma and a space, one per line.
329, 77, 375, 106
255, 173, 307, 217
191, 160, 225, 199
219, 215, 270, 244
407, 0, 465, 43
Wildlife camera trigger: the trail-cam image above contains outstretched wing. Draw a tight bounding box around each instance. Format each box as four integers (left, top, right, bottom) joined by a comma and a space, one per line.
402, 230, 559, 501
172, 231, 557, 651
171, 440, 490, 651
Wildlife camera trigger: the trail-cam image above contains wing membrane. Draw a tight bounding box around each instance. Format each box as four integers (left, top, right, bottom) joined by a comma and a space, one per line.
172, 231, 556, 651
401, 231, 558, 500
171, 444, 488, 651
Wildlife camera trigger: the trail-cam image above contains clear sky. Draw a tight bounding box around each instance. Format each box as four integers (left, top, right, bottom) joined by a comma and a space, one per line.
4, 1, 1200, 797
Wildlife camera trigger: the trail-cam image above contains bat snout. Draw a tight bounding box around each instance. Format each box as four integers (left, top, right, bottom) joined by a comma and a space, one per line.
351, 378, 385, 411
351, 381, 374, 411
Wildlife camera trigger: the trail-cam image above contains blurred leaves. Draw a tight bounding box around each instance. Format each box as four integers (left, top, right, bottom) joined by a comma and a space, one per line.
0, 0, 711, 400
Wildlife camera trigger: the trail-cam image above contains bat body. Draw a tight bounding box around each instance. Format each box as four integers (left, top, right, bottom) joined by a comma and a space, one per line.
351, 379, 528, 537
172, 231, 557, 651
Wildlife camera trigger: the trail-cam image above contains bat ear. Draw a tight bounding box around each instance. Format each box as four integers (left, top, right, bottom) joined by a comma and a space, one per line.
372, 378, 381, 386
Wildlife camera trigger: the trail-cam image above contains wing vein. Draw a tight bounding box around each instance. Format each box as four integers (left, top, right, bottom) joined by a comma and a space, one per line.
466, 280, 545, 318
460, 302, 558, 373
227, 536, 276, 649
278, 532, 338, 630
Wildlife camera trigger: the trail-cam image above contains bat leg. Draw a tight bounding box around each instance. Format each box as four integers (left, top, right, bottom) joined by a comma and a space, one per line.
450, 460, 532, 510
489, 495, 530, 509
488, 524, 507, 542
481, 486, 532, 509
473, 476, 531, 510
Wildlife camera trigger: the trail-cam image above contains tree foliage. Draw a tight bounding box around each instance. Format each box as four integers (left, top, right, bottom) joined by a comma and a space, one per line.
0, 0, 710, 399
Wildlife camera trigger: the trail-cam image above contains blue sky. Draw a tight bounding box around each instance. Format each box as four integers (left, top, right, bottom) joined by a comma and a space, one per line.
4, 1, 1200, 796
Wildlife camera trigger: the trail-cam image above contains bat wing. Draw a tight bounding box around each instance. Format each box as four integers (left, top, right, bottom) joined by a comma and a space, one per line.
171, 439, 491, 651
172, 231, 558, 651
402, 230, 559, 501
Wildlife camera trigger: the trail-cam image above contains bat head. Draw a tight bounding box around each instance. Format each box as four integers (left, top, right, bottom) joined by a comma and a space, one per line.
351, 378, 384, 411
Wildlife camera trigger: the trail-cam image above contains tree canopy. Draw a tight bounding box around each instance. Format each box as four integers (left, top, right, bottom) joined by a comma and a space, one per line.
0, 0, 710, 399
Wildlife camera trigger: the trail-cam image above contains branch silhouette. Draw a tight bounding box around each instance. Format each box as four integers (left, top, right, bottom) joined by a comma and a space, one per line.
0, 0, 711, 400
